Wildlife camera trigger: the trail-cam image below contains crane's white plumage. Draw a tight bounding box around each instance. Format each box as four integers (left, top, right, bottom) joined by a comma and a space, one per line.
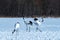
34, 18, 42, 32
34, 20, 41, 26
15, 22, 20, 29
12, 22, 20, 34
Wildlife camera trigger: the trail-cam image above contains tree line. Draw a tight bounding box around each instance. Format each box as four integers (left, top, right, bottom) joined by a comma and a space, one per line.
0, 0, 60, 17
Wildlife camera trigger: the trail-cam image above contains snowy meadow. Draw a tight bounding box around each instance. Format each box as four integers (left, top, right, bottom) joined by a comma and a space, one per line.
0, 17, 60, 40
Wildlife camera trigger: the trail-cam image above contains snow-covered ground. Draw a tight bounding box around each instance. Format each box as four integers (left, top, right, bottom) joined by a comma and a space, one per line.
0, 31, 60, 40
0, 17, 60, 40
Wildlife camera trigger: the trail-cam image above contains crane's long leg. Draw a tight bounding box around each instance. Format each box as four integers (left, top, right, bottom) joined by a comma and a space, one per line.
36, 27, 42, 32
